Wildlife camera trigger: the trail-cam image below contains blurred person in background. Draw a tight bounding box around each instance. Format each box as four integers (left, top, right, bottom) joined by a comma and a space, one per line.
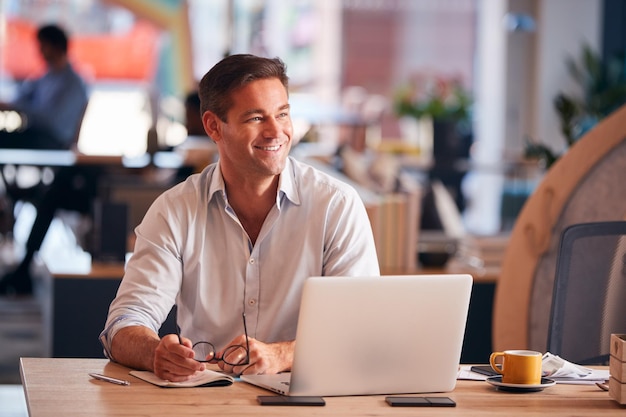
0, 23, 88, 149
171, 90, 218, 181
0, 23, 89, 296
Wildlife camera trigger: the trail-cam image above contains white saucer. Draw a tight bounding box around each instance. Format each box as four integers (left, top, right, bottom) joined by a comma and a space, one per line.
486, 376, 556, 392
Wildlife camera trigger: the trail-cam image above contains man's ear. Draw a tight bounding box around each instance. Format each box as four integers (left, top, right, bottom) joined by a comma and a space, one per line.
202, 111, 222, 142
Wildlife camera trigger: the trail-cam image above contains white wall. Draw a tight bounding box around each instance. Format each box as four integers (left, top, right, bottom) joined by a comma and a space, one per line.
532, 0, 602, 153
501, 0, 602, 155
464, 0, 508, 234
504, 0, 537, 156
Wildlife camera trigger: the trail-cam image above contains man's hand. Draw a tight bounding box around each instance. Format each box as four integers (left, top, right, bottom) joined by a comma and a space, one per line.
153, 334, 206, 381
217, 336, 294, 376
110, 326, 205, 382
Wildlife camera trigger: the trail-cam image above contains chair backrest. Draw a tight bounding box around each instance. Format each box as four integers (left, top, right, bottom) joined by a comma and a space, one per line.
547, 221, 626, 365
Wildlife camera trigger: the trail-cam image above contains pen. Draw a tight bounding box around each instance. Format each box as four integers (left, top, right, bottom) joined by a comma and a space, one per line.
89, 372, 130, 386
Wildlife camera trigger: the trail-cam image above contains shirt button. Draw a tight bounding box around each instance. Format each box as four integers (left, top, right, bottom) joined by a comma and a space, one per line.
249, 258, 255, 264
248, 299, 256, 306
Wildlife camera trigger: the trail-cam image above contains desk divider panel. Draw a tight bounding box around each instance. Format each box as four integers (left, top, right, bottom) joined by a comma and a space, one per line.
52, 275, 176, 358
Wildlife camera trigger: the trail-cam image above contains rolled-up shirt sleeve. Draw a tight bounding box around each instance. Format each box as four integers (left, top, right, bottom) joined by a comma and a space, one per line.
99, 315, 138, 360
99, 187, 187, 360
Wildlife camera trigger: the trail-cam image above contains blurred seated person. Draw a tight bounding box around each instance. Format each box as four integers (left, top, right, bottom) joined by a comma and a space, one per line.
173, 90, 217, 180
0, 23, 88, 150
184, 90, 206, 137
0, 24, 89, 296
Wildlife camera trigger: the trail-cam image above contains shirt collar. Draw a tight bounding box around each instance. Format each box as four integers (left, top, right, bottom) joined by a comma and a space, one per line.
208, 162, 226, 203
207, 156, 301, 207
277, 157, 300, 207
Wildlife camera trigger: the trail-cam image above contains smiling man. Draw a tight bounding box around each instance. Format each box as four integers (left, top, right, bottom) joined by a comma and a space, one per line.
100, 54, 379, 381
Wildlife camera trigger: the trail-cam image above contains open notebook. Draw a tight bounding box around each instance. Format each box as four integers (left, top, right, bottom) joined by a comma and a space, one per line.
241, 274, 473, 396
129, 369, 233, 388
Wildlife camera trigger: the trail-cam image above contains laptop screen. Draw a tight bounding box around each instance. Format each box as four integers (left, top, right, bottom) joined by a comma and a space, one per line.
254, 274, 473, 396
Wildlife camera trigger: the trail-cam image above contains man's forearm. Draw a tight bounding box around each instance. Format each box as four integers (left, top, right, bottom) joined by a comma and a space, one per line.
110, 325, 161, 371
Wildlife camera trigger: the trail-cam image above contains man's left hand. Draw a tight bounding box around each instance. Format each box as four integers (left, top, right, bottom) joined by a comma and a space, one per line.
217, 336, 294, 376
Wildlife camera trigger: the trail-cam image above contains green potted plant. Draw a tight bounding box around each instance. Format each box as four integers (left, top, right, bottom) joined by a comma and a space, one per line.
525, 44, 626, 168
393, 72, 472, 122
393, 72, 472, 164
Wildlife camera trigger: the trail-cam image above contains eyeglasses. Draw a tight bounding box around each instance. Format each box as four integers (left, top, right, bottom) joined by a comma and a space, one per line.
176, 313, 250, 366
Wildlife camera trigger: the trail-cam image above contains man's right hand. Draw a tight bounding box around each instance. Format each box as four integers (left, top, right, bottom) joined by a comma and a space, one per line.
153, 334, 206, 381
109, 326, 205, 382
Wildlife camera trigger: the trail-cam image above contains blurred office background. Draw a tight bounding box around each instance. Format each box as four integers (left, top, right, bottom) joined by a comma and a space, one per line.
1, 0, 624, 414
1, 0, 619, 233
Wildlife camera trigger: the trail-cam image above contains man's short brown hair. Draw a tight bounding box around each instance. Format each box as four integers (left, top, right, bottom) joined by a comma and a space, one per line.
198, 54, 289, 122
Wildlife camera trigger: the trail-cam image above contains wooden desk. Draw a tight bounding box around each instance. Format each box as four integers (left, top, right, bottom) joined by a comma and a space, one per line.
0, 149, 149, 167
0, 149, 186, 168
383, 259, 500, 285
20, 358, 624, 416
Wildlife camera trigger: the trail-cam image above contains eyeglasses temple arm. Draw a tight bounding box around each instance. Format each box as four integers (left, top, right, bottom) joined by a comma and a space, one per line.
175, 325, 183, 345
242, 313, 250, 351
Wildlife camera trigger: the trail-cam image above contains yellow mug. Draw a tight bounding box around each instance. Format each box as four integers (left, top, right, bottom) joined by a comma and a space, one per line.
489, 350, 542, 385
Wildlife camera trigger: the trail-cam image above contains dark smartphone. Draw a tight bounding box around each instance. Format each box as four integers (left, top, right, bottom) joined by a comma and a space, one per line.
257, 395, 325, 406
470, 365, 499, 377
386, 396, 456, 407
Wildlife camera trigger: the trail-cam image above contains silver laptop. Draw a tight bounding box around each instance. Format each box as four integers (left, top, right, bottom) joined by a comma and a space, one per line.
241, 274, 472, 396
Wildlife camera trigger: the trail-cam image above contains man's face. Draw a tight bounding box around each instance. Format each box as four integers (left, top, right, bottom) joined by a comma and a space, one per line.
207, 78, 293, 181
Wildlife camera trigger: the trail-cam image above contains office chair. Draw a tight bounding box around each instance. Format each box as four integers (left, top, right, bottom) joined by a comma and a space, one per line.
547, 221, 626, 365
